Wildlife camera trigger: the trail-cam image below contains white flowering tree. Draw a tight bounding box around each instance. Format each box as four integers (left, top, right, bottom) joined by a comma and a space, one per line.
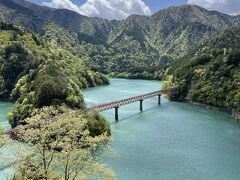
14, 107, 115, 180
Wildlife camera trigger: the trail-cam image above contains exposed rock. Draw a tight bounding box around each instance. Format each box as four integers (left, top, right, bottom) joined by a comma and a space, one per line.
232, 109, 240, 122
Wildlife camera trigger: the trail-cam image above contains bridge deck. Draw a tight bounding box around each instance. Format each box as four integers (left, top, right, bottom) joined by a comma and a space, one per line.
86, 88, 170, 112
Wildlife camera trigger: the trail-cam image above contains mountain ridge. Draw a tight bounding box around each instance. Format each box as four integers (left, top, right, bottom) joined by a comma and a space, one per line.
1, 0, 239, 46
0, 0, 240, 80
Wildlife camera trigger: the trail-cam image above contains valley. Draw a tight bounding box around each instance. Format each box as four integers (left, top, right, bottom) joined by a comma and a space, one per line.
0, 0, 239, 179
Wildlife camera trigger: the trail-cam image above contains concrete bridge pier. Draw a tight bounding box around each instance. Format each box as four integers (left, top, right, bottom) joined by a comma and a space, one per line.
158, 95, 161, 105
115, 107, 119, 122
140, 100, 143, 112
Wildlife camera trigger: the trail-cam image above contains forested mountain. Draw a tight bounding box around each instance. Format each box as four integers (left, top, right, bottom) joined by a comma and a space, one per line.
0, 0, 239, 120
0, 0, 239, 79
166, 27, 240, 119
0, 21, 109, 129
0, 1, 239, 176
0, 20, 112, 178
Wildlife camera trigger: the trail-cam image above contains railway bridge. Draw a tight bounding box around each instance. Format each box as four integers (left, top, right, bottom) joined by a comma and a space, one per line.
86, 88, 174, 122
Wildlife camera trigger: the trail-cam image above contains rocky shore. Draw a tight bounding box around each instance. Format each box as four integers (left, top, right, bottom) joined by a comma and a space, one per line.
232, 109, 240, 122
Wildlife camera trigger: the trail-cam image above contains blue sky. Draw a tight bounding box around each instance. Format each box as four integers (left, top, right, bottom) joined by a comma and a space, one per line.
27, 0, 240, 20
143, 0, 187, 13
29, 0, 187, 13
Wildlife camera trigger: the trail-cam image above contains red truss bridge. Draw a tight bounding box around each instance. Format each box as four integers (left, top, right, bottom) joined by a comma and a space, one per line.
86, 88, 174, 122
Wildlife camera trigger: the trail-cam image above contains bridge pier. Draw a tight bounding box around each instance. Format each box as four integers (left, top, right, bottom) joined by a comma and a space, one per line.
115, 107, 119, 122
86, 89, 174, 120
158, 95, 161, 105
140, 100, 143, 112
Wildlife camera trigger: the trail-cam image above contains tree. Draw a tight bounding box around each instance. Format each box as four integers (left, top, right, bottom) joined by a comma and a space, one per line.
0, 126, 6, 147
14, 107, 115, 180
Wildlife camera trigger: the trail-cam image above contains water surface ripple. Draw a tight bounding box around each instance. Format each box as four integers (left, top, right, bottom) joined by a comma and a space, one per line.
83, 79, 240, 180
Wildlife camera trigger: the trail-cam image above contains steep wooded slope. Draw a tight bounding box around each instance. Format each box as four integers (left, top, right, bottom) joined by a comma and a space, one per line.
0, 0, 239, 79
166, 27, 240, 117
0, 22, 109, 127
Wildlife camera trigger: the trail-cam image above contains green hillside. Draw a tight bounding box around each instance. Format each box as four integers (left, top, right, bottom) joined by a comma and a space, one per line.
166, 27, 240, 118
0, 22, 109, 129
0, 0, 239, 121
0, 0, 239, 80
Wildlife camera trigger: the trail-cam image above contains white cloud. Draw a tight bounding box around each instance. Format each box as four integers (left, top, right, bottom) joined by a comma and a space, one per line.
187, 0, 240, 15
43, 0, 152, 20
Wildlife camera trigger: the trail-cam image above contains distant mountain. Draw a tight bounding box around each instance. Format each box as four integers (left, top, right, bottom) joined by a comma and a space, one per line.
0, 0, 239, 79
0, 0, 111, 41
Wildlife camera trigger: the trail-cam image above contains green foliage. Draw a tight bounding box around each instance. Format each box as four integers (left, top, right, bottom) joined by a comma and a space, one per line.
87, 112, 111, 137
42, 24, 168, 80
169, 27, 240, 112
161, 75, 175, 99
234, 92, 240, 111
0, 125, 6, 147
2, 1, 240, 80
0, 42, 38, 97
14, 106, 115, 180
0, 22, 109, 127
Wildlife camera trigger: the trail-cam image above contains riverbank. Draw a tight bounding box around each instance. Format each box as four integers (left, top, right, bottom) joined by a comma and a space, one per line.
83, 78, 240, 180
162, 84, 240, 123
186, 100, 240, 123
1, 78, 240, 180
232, 109, 240, 122
108, 73, 163, 81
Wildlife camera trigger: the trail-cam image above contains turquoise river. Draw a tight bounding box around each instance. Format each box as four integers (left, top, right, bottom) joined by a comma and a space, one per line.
1, 78, 240, 179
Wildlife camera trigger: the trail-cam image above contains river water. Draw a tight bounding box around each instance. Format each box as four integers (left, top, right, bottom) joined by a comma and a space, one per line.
0, 102, 13, 130
1, 78, 240, 180
83, 79, 240, 180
